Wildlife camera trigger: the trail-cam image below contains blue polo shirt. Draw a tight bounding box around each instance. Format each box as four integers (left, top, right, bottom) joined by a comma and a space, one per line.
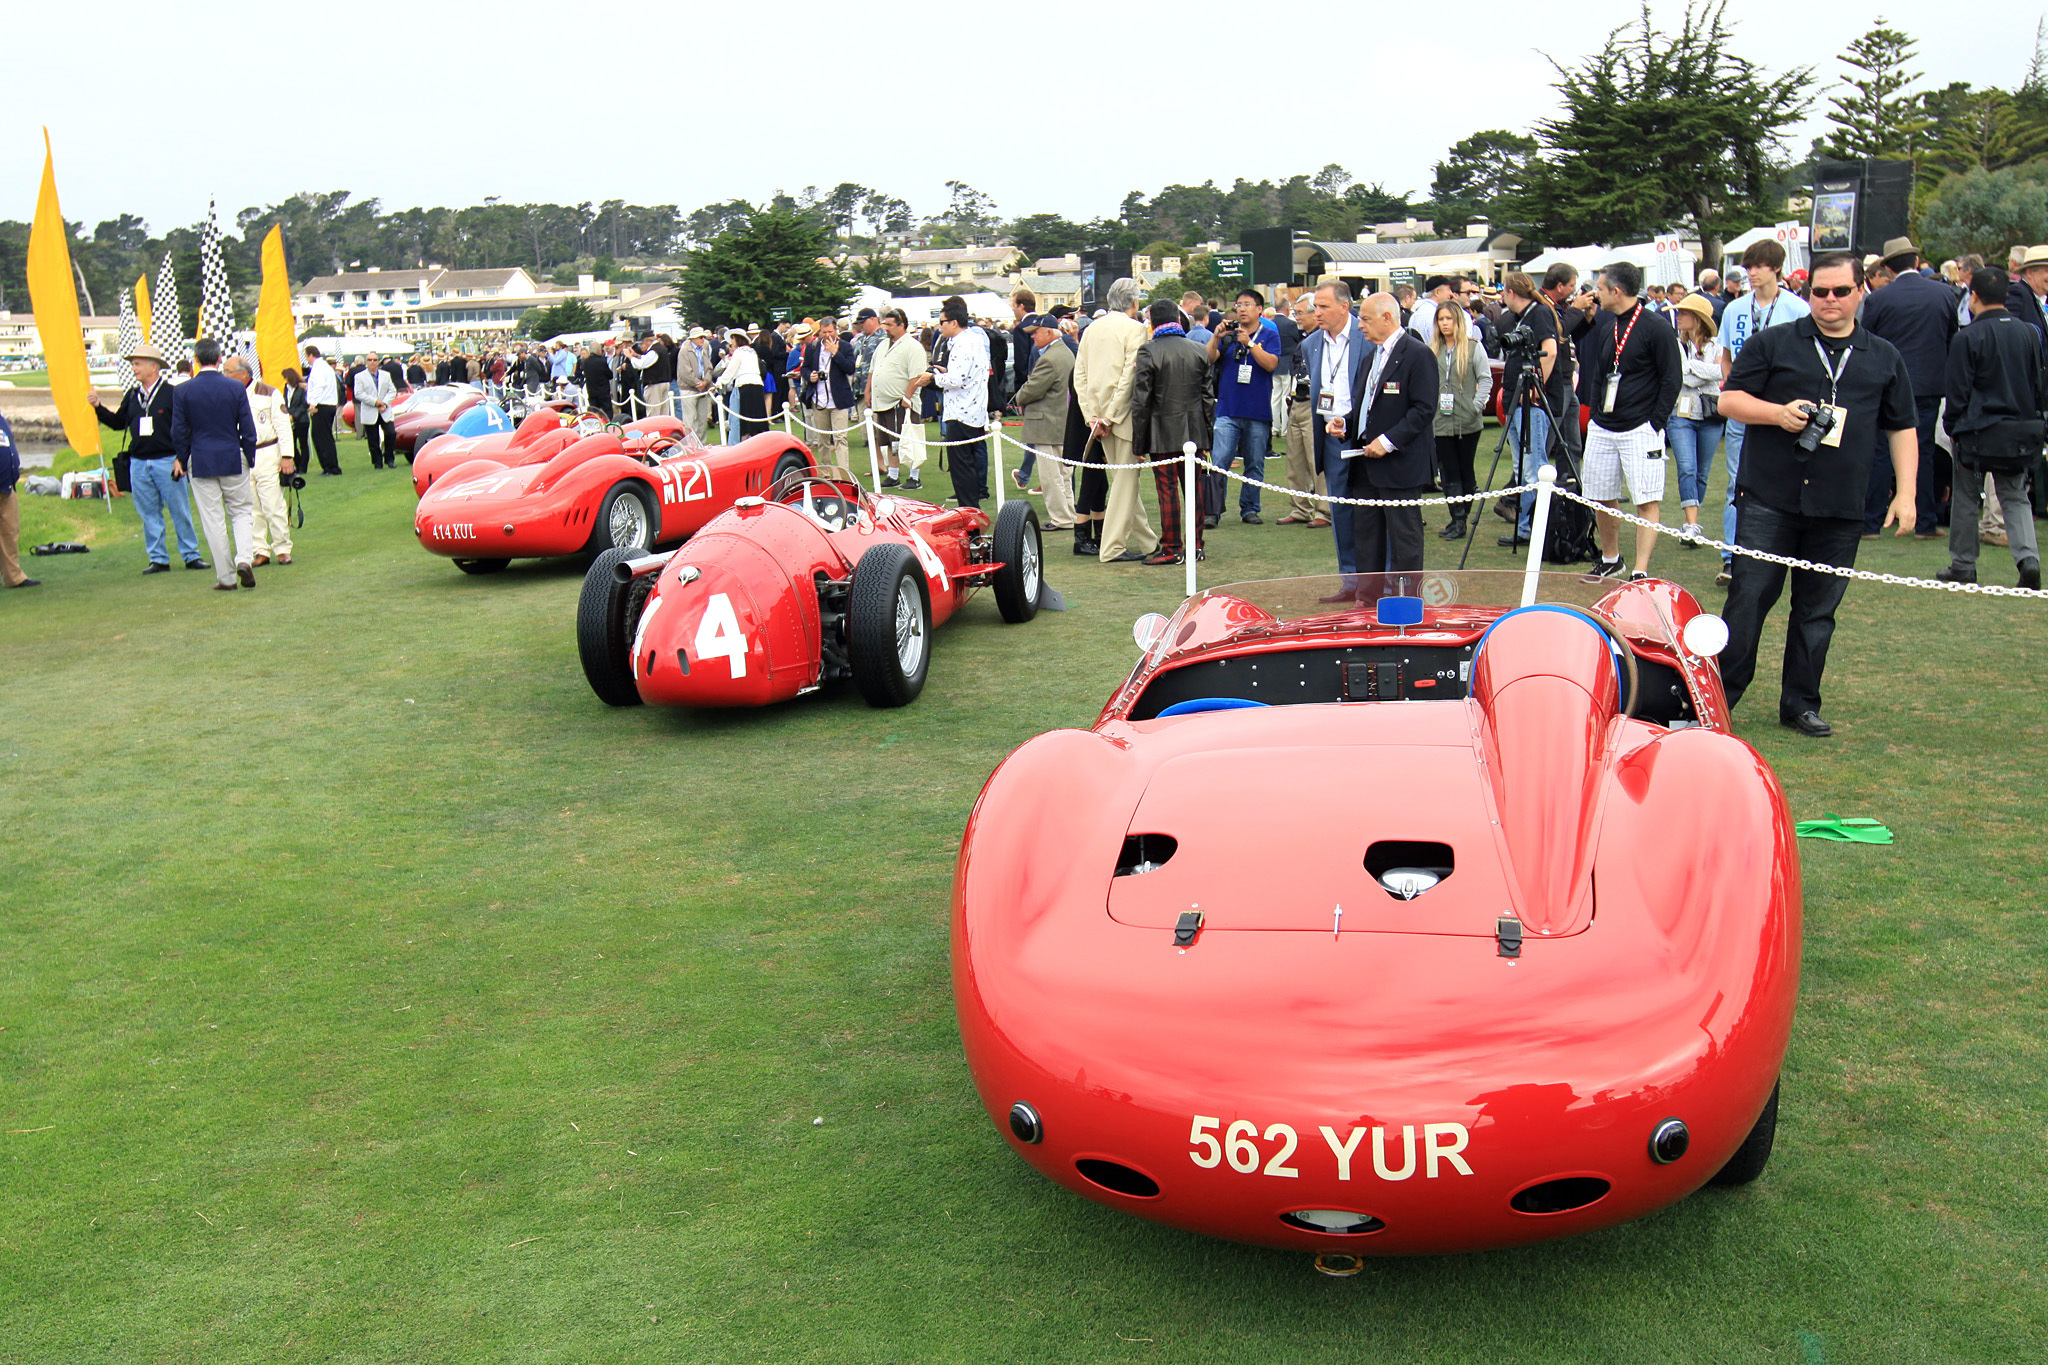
1215, 319, 1282, 420
1718, 288, 1809, 366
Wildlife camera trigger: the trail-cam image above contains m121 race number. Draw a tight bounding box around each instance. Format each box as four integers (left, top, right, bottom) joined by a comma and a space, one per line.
658, 459, 711, 504
1188, 1115, 1472, 1181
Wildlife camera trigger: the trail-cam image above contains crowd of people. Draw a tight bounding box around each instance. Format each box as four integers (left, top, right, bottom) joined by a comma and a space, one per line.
11, 231, 2043, 743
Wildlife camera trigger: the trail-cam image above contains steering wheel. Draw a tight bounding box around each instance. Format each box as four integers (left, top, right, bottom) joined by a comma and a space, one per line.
775, 473, 862, 532
1582, 609, 1641, 721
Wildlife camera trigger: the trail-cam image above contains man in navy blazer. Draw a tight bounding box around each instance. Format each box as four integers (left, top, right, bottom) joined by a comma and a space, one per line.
1300, 282, 1374, 573
1861, 239, 1960, 534
1343, 293, 1438, 581
799, 318, 861, 465
171, 338, 260, 590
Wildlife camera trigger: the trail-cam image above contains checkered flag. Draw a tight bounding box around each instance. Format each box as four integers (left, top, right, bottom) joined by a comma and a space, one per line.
197, 198, 236, 345
114, 288, 140, 392
152, 255, 188, 371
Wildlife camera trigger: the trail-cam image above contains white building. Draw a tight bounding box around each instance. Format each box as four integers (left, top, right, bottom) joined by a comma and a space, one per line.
292, 267, 616, 341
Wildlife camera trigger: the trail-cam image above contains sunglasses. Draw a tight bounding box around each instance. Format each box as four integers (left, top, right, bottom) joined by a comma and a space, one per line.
1810, 285, 1858, 299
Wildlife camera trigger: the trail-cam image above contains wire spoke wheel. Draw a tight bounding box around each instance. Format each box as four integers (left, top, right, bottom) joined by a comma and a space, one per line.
894, 579, 925, 674
609, 493, 649, 551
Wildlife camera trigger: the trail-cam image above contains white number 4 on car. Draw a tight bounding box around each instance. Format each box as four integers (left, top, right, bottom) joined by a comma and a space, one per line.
694, 592, 749, 679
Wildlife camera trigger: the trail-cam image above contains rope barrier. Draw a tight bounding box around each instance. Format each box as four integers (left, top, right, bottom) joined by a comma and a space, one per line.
1549, 486, 2048, 599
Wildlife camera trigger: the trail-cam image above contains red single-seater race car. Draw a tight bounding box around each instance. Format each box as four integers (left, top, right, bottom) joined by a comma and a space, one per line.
953, 570, 1798, 1260
577, 466, 1054, 709
412, 425, 812, 574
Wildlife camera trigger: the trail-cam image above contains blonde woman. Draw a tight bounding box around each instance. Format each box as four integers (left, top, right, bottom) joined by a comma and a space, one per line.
1669, 294, 1725, 543
1429, 299, 1493, 539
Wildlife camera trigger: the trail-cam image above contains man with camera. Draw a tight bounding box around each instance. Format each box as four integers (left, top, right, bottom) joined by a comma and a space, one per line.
1716, 253, 1919, 738
1495, 272, 1563, 548
1205, 288, 1281, 525
1579, 261, 1681, 581
1277, 293, 1330, 528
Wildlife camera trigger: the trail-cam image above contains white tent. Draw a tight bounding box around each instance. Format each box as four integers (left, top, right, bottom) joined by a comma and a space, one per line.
303, 332, 418, 359
885, 291, 1012, 324
1521, 240, 1700, 281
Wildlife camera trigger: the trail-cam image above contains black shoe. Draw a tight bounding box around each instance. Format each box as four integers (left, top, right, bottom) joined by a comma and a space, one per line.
1203, 515, 1220, 530
1108, 550, 1147, 562
2019, 557, 2041, 590
142, 562, 171, 575
1241, 512, 1263, 525
1439, 520, 1467, 540
1586, 558, 1626, 580
1715, 566, 1733, 587
1934, 565, 1977, 584
1142, 550, 1184, 566
1781, 710, 1832, 738
902, 477, 921, 490
185, 558, 210, 571
1629, 570, 1652, 582
1074, 541, 1099, 556
319, 470, 341, 476
6, 578, 40, 588
236, 562, 256, 588
881, 474, 900, 488
1497, 534, 1529, 548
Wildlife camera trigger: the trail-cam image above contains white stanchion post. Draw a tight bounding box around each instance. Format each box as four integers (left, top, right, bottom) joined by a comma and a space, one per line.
782, 404, 793, 436
993, 429, 1006, 514
1183, 441, 1199, 599
863, 408, 880, 489
1521, 464, 1557, 606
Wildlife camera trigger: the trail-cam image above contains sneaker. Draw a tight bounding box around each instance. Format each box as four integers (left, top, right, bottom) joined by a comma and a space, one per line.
1241, 512, 1263, 525
1715, 565, 1733, 587
1680, 525, 1701, 548
1629, 570, 1652, 582
1586, 558, 1626, 580
881, 473, 900, 488
1142, 550, 1184, 566
902, 477, 921, 490
2020, 557, 2041, 589
1011, 469, 1028, 490
1934, 565, 1977, 584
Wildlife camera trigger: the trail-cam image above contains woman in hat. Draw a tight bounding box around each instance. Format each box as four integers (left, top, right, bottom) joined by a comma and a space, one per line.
718, 325, 767, 438
1667, 293, 1726, 544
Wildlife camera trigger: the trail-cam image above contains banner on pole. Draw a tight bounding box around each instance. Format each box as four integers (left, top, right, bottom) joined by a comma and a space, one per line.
25, 127, 100, 459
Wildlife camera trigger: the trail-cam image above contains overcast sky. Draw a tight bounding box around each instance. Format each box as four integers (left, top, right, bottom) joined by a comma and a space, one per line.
6, 1, 2036, 237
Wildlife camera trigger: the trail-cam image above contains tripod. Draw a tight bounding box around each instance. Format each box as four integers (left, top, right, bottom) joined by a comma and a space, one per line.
1457, 356, 1582, 569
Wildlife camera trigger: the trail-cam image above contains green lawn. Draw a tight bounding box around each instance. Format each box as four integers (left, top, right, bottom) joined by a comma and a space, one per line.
2, 433, 2043, 1363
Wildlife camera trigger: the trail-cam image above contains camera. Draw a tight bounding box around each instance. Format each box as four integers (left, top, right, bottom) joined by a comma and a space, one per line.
283, 471, 307, 490
1794, 402, 1836, 453
1498, 318, 1542, 359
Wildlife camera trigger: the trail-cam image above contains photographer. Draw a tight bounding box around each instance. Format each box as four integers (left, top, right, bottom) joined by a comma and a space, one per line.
1204, 288, 1281, 525
1716, 252, 1919, 739
1494, 272, 1561, 548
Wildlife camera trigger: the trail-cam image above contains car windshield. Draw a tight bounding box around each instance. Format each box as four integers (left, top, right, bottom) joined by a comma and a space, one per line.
1148, 572, 1685, 664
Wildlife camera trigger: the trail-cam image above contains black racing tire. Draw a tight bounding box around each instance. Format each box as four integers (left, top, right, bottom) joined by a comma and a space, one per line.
846, 542, 930, 708
453, 558, 510, 575
589, 482, 656, 555
577, 548, 652, 707
773, 448, 810, 484
1707, 1082, 1779, 1187
991, 499, 1043, 624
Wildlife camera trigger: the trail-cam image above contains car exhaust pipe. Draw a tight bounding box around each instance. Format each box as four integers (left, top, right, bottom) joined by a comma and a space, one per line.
614, 550, 679, 584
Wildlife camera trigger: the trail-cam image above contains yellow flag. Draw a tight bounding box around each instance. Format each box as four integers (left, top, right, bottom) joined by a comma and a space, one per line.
26, 127, 100, 459
135, 273, 152, 345
256, 225, 296, 387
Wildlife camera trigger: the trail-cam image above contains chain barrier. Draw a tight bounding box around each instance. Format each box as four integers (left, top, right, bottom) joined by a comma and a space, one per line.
1549, 486, 2048, 599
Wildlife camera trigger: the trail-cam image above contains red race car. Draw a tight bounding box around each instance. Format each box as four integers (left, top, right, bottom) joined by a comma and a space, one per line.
577, 466, 1055, 709
390, 383, 488, 455
412, 405, 606, 495
412, 425, 812, 575
953, 570, 1798, 1260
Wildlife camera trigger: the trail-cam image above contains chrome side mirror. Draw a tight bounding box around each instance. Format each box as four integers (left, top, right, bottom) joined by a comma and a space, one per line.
1681, 613, 1730, 659
1133, 612, 1170, 654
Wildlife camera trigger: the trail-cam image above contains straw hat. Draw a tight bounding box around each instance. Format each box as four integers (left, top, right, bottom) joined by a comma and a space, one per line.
2019, 244, 2048, 270
124, 342, 168, 365
1674, 293, 1717, 328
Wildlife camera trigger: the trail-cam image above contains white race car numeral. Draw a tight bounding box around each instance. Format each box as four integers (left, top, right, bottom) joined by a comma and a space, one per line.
681, 460, 711, 502
1190, 1116, 1473, 1180
907, 529, 950, 591
694, 592, 748, 680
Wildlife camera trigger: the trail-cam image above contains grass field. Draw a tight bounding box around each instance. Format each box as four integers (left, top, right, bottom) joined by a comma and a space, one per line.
3, 430, 2044, 1363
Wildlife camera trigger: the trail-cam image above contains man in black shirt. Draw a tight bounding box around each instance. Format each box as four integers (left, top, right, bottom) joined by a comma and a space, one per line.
1939, 267, 2045, 587
90, 343, 205, 573
1860, 237, 1958, 535
1578, 261, 1681, 579
1496, 272, 1563, 547
1717, 253, 1919, 738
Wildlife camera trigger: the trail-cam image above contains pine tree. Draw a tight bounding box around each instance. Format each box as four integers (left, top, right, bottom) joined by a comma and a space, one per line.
677, 209, 854, 328
1820, 20, 1930, 160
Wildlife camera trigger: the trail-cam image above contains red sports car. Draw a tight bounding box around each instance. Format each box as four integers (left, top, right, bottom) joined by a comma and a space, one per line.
412, 405, 606, 495
412, 426, 812, 575
577, 466, 1052, 709
953, 570, 1798, 1260
390, 384, 488, 455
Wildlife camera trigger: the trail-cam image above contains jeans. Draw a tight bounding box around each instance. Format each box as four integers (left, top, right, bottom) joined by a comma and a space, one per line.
1719, 499, 1863, 718
1667, 415, 1725, 510
1016, 446, 1037, 481
1721, 421, 1747, 561
130, 456, 198, 564
1212, 415, 1271, 515
1509, 406, 1553, 537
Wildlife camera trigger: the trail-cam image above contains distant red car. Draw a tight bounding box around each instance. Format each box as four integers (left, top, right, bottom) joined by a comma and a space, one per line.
412, 426, 812, 575
390, 384, 488, 454
577, 467, 1051, 709
953, 570, 1797, 1259
411, 406, 621, 496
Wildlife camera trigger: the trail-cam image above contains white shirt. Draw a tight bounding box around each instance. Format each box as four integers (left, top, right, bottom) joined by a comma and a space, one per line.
933, 325, 991, 428
1407, 297, 1439, 341
1319, 325, 1353, 419
306, 361, 338, 406
1362, 331, 1400, 450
